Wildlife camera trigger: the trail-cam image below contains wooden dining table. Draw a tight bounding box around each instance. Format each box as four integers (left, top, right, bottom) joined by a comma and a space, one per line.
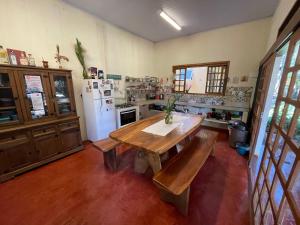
110, 112, 204, 173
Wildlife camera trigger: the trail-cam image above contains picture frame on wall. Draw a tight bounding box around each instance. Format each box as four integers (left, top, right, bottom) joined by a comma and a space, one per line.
7, 48, 27, 65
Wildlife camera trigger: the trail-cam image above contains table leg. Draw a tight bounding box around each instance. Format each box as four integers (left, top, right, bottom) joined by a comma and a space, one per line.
146, 152, 162, 174
176, 135, 193, 152
134, 150, 149, 174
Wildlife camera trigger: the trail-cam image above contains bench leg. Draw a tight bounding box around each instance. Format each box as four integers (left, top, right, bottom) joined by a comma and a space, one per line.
159, 187, 190, 216
103, 148, 118, 171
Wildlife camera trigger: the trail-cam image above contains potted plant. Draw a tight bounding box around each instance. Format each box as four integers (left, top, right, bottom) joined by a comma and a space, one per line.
55, 45, 69, 69
74, 38, 88, 79
164, 84, 191, 124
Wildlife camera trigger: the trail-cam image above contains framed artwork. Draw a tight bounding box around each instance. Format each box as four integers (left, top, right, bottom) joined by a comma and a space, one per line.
7, 48, 27, 65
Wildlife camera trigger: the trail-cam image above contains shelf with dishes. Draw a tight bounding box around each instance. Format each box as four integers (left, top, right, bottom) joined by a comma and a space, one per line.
0, 107, 18, 123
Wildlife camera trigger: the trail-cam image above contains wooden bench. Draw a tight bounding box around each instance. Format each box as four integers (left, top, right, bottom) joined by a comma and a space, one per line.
93, 138, 120, 171
153, 129, 218, 215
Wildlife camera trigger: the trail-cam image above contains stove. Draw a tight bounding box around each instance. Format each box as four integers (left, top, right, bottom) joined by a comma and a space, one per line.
115, 103, 139, 128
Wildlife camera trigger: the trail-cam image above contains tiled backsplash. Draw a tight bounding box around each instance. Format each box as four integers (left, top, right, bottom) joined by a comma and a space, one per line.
172, 87, 253, 104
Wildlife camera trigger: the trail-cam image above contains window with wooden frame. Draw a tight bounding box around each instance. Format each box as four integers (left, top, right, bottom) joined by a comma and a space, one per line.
172, 61, 229, 95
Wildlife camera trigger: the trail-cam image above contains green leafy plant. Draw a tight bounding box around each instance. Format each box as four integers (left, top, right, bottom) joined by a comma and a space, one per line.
74, 38, 88, 79
55, 44, 69, 69
164, 90, 189, 124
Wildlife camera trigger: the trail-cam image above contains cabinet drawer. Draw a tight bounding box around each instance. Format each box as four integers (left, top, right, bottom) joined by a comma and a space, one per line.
32, 126, 57, 138
0, 134, 29, 149
60, 128, 82, 152
0, 131, 33, 173
34, 133, 61, 160
59, 121, 79, 132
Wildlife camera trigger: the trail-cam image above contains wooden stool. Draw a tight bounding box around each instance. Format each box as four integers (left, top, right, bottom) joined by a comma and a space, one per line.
93, 138, 119, 171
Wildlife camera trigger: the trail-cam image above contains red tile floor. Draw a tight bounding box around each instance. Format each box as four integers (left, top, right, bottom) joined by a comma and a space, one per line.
0, 131, 249, 225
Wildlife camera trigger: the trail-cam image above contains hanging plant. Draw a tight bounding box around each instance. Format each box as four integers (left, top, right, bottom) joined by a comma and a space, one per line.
74, 38, 88, 79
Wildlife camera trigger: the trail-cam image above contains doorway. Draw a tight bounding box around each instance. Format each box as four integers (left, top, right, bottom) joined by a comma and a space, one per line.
250, 42, 289, 188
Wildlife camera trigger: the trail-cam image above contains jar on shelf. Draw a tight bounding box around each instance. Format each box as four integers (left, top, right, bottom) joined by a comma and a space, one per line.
27, 54, 36, 66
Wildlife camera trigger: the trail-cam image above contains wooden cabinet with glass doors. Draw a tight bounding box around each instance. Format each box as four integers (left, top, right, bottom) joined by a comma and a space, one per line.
0, 65, 83, 182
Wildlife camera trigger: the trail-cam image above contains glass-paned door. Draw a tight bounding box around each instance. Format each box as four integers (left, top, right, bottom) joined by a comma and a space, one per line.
0, 69, 23, 125
251, 28, 300, 225
249, 56, 276, 187
250, 43, 290, 191
18, 71, 54, 121
49, 72, 75, 116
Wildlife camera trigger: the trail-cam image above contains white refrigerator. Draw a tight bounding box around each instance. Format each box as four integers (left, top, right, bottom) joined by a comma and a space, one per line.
82, 79, 116, 142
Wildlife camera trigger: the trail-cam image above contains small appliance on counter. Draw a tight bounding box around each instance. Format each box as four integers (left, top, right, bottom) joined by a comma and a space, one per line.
82, 79, 116, 141
115, 103, 139, 128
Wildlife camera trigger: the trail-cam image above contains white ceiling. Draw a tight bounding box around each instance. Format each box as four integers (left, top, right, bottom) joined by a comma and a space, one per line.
63, 0, 279, 42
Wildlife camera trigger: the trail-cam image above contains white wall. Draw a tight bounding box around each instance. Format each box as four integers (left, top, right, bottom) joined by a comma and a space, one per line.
267, 0, 296, 49
154, 19, 271, 88
0, 0, 154, 140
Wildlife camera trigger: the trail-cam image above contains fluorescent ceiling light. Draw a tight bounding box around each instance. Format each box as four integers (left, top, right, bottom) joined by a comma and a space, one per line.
160, 11, 182, 31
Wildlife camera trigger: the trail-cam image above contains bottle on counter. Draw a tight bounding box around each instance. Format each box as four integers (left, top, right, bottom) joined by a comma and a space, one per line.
27, 54, 36, 66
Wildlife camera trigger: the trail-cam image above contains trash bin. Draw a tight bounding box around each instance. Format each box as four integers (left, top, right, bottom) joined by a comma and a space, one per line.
228, 120, 248, 148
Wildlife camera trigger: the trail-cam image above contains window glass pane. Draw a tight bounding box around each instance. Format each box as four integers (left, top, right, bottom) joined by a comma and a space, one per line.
261, 184, 268, 212
53, 75, 71, 114
279, 145, 296, 181
273, 135, 284, 163
176, 69, 180, 75
266, 160, 275, 187
186, 69, 192, 80
24, 75, 48, 119
258, 170, 264, 192
292, 115, 300, 147
276, 101, 285, 125
278, 201, 296, 225
0, 109, 18, 124
282, 104, 295, 133
268, 127, 278, 149
271, 175, 284, 211
289, 163, 300, 212
290, 40, 300, 67
253, 188, 259, 213
263, 202, 274, 225
0, 73, 10, 87
292, 70, 300, 100
0, 73, 19, 124
283, 72, 292, 97
254, 205, 261, 225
